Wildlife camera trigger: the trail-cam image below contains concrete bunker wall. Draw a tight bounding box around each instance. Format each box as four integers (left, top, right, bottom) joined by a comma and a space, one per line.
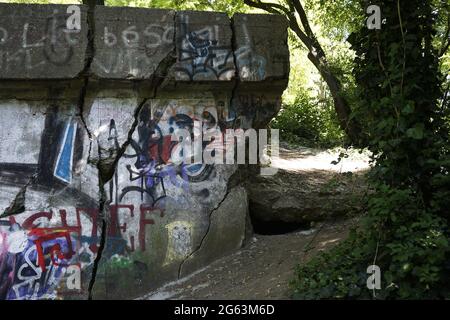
0, 4, 289, 300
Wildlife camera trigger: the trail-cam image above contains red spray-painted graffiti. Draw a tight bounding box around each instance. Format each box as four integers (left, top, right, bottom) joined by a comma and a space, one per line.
0, 204, 164, 299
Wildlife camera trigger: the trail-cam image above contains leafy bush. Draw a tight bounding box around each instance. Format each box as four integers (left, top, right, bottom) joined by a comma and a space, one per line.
291, 0, 450, 300
271, 89, 344, 148
292, 185, 450, 299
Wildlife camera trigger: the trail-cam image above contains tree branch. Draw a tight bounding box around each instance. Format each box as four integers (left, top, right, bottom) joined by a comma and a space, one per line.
244, 0, 312, 51
291, 0, 314, 39
243, 0, 362, 143
83, 0, 104, 8
243, 0, 284, 15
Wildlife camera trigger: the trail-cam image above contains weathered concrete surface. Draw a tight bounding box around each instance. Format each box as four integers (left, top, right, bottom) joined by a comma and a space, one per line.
0, 4, 289, 300
175, 11, 235, 81
92, 7, 175, 79
0, 4, 88, 79
233, 14, 289, 81
139, 218, 354, 300
178, 186, 248, 278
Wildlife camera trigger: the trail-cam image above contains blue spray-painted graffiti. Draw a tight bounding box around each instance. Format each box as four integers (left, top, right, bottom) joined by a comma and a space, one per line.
54, 119, 77, 184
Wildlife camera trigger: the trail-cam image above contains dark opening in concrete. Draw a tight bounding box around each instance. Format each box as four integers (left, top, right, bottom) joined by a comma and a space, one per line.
250, 214, 310, 235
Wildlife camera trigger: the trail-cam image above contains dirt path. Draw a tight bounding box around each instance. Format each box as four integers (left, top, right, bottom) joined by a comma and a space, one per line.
140, 218, 355, 300
139, 145, 370, 300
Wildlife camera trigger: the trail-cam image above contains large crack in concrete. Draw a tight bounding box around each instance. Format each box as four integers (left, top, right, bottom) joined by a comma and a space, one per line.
0, 172, 38, 218
176, 16, 242, 279
177, 186, 232, 279
74, 5, 99, 300
0, 7, 246, 298
175, 162, 249, 280
86, 10, 178, 299
77, 2, 96, 157
87, 170, 108, 300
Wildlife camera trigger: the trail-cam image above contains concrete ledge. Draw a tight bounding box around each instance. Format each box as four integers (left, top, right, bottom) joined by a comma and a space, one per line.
0, 4, 289, 82
233, 13, 289, 81
0, 4, 88, 79
92, 6, 175, 79
174, 10, 235, 81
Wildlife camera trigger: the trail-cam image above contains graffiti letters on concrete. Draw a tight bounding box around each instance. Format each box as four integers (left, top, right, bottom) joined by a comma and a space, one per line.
92, 7, 175, 79
0, 96, 232, 299
175, 14, 235, 81
0, 4, 87, 78
0, 204, 165, 299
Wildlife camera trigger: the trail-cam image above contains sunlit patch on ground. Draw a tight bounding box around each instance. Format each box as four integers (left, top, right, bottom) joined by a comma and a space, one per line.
271, 146, 372, 173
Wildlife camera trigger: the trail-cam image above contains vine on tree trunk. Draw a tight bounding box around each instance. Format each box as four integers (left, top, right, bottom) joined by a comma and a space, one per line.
292, 0, 450, 299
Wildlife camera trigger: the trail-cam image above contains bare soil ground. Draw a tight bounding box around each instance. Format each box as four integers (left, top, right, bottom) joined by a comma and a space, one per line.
140, 218, 357, 300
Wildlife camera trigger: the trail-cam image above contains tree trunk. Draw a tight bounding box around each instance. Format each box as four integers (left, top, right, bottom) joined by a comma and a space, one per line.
306, 52, 360, 143
83, 0, 104, 8
244, 0, 363, 144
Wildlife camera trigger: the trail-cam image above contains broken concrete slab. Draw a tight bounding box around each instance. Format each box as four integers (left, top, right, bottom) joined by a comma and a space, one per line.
248, 167, 368, 224
91, 6, 175, 79
174, 10, 235, 81
0, 4, 88, 79
233, 13, 289, 81
0, 4, 289, 300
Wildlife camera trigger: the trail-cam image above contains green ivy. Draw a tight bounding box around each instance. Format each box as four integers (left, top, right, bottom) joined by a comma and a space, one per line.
292, 0, 450, 299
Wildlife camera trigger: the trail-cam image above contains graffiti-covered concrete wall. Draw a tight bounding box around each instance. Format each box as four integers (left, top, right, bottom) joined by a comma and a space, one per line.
0, 4, 289, 299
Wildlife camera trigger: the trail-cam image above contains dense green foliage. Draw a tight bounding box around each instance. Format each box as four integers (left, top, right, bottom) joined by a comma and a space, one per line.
271, 0, 362, 148
272, 89, 344, 147
292, 0, 450, 299
106, 0, 246, 15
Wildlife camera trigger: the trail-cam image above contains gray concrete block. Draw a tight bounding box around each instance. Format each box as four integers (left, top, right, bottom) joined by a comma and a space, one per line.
0, 4, 88, 79
233, 13, 289, 81
175, 11, 236, 81
91, 6, 175, 79
180, 186, 248, 278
